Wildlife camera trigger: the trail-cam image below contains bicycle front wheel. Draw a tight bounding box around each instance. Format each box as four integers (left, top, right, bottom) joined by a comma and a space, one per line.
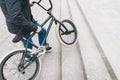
0, 50, 40, 80
57, 19, 77, 46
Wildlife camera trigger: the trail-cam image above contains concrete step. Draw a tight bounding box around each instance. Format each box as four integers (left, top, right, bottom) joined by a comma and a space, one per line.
32, 0, 62, 80
76, 0, 119, 79
0, 0, 120, 80
67, 0, 113, 80
60, 0, 85, 80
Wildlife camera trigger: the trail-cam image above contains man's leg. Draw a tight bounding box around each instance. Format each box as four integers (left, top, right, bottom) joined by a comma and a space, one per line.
38, 28, 52, 51
34, 21, 52, 51
38, 28, 47, 45
21, 33, 33, 59
21, 33, 33, 49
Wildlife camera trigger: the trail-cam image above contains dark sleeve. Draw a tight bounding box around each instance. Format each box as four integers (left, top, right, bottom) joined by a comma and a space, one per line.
5, 0, 37, 32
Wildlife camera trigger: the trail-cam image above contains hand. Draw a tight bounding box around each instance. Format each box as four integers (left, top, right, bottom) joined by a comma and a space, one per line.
29, 2, 34, 7
36, 27, 41, 33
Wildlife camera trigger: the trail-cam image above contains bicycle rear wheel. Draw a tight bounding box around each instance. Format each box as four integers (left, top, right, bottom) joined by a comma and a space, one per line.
57, 19, 77, 46
0, 50, 40, 80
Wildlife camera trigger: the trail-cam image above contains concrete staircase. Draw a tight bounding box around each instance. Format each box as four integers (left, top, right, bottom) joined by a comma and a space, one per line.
0, 0, 120, 80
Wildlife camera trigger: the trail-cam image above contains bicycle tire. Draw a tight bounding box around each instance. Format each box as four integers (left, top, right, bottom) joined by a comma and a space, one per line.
57, 19, 77, 46
0, 49, 40, 80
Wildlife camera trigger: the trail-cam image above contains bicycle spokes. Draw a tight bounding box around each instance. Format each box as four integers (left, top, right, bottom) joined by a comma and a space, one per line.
0, 50, 39, 80
61, 30, 75, 35
58, 20, 77, 45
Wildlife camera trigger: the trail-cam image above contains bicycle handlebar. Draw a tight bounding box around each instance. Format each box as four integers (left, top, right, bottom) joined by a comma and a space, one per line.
32, 0, 53, 11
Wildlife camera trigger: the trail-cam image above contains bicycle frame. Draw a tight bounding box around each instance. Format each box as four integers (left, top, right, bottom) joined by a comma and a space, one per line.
23, 0, 68, 52
21, 0, 70, 57
24, 12, 60, 49
19, 11, 62, 71
20, 0, 69, 66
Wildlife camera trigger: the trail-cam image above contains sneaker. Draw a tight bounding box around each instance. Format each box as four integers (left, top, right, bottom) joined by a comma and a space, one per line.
12, 30, 23, 43
45, 43, 52, 52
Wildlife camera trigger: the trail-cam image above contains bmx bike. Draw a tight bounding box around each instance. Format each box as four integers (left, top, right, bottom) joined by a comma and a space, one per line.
0, 0, 78, 80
